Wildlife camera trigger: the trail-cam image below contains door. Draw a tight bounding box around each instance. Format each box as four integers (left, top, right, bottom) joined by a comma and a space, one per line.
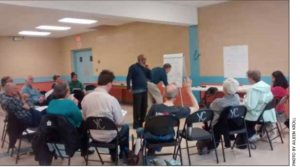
73, 50, 94, 84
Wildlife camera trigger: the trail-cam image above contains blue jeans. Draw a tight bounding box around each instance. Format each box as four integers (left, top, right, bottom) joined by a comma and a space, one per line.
109, 124, 130, 156
136, 128, 174, 151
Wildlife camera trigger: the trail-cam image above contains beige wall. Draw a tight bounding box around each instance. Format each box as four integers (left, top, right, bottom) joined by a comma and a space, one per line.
0, 37, 62, 78
60, 22, 190, 76
198, 0, 289, 76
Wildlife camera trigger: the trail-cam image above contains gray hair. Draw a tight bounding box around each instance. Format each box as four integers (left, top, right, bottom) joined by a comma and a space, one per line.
223, 78, 239, 95
4, 82, 15, 92
247, 69, 261, 82
165, 84, 178, 100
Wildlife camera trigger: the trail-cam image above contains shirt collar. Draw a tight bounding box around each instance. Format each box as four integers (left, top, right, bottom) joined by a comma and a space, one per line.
95, 87, 108, 93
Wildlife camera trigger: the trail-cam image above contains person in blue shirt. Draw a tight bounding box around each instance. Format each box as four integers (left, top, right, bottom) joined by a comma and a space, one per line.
147, 63, 172, 109
126, 54, 152, 129
21, 75, 47, 106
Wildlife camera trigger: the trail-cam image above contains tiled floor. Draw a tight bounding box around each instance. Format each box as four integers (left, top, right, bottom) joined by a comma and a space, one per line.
0, 105, 289, 166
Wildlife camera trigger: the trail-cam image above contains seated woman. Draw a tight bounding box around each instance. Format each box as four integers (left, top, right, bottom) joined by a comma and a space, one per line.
208, 78, 241, 149
210, 78, 240, 126
243, 69, 277, 142
47, 83, 93, 157
271, 71, 288, 114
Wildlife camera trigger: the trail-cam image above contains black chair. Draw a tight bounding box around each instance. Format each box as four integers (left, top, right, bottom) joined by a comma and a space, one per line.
85, 117, 125, 165
256, 100, 284, 150
15, 128, 36, 164
275, 95, 289, 138
143, 115, 183, 166
85, 85, 96, 92
199, 87, 218, 108
219, 106, 251, 162
178, 109, 219, 165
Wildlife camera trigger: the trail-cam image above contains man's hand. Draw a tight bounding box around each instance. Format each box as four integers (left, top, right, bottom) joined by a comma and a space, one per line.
142, 122, 145, 128
240, 98, 244, 103
73, 98, 79, 105
23, 104, 30, 110
183, 77, 192, 93
145, 64, 150, 69
39, 97, 44, 104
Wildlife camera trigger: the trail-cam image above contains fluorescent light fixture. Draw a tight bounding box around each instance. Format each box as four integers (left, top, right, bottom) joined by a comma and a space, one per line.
36, 25, 71, 31
59, 18, 97, 24
18, 31, 51, 36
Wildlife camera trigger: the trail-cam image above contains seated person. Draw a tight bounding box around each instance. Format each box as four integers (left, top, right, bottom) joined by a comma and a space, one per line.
1, 83, 44, 127
69, 72, 84, 92
22, 93, 35, 108
136, 77, 199, 154
210, 77, 240, 126
21, 75, 46, 106
270, 71, 289, 113
243, 69, 277, 142
82, 70, 129, 162
52, 75, 63, 89
0, 76, 13, 104
47, 83, 93, 157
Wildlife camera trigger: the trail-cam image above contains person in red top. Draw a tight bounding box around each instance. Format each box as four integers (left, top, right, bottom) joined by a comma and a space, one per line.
271, 71, 289, 113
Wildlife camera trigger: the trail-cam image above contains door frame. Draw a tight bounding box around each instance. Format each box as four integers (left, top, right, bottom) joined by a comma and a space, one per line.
71, 48, 94, 82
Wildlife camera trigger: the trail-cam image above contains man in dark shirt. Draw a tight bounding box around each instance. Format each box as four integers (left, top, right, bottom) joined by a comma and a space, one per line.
147, 63, 172, 109
136, 77, 199, 154
127, 54, 152, 129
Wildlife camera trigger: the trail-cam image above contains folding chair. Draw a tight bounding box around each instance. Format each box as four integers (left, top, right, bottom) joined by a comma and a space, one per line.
143, 115, 183, 166
85, 117, 125, 165
1, 115, 8, 148
199, 87, 218, 108
15, 128, 36, 164
256, 100, 284, 151
275, 95, 289, 138
219, 106, 252, 162
178, 109, 219, 165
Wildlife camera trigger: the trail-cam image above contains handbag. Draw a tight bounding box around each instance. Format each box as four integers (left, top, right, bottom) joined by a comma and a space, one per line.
127, 135, 143, 165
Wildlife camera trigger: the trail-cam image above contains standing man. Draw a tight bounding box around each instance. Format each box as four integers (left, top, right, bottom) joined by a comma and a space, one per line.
147, 63, 172, 109
127, 54, 152, 129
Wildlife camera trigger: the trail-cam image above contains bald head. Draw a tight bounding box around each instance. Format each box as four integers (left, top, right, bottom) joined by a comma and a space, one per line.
5, 83, 18, 95
26, 75, 34, 86
165, 84, 178, 100
137, 54, 147, 65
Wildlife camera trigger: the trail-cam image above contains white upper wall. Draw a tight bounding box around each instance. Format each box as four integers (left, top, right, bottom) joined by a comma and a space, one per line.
0, 1, 198, 25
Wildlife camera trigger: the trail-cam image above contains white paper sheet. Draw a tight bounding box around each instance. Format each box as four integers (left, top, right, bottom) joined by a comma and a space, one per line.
163, 53, 186, 88
223, 45, 248, 78
45, 89, 53, 98
122, 110, 127, 116
35, 106, 48, 112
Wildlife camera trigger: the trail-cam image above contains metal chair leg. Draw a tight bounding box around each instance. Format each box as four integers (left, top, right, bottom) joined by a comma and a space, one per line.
231, 134, 238, 150
276, 123, 284, 144
86, 147, 89, 166
1, 122, 7, 141
54, 144, 64, 160
115, 144, 118, 165
220, 136, 226, 162
11, 147, 14, 157
68, 156, 71, 166
185, 139, 191, 166
178, 143, 183, 166
95, 147, 104, 165
15, 138, 22, 164
264, 126, 273, 151
212, 134, 219, 164
244, 132, 251, 158
2, 131, 7, 148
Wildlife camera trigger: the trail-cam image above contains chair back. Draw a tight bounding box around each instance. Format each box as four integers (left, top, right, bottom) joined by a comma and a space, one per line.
220, 105, 247, 120
185, 109, 214, 125
276, 95, 289, 108
257, 99, 276, 122
144, 115, 179, 136
86, 117, 119, 131
85, 85, 96, 91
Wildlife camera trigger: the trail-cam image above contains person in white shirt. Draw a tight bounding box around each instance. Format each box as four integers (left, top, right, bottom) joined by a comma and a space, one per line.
82, 70, 129, 162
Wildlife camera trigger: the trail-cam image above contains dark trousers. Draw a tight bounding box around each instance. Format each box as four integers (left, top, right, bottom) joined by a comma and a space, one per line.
30, 109, 47, 127
133, 91, 148, 127
246, 120, 257, 138
109, 124, 130, 156
77, 121, 90, 156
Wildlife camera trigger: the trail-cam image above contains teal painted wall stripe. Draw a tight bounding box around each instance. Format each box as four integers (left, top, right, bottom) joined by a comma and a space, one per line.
189, 25, 201, 101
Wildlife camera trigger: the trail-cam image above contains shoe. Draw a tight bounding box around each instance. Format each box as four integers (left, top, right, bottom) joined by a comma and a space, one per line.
81, 150, 95, 157
248, 134, 260, 143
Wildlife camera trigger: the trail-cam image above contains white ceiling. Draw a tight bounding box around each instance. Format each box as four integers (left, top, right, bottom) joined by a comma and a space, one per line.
0, 1, 227, 38
0, 3, 132, 38
166, 0, 228, 8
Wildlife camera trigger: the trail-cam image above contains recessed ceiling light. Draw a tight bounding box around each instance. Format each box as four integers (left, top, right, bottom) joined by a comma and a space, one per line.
36, 25, 71, 31
59, 18, 98, 24
18, 31, 51, 36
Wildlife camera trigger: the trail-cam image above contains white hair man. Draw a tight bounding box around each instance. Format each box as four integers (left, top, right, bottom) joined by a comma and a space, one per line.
21, 75, 46, 106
